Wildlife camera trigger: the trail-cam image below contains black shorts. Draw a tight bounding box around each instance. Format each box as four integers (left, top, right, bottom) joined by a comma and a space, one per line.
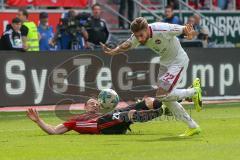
98, 114, 131, 134
97, 99, 162, 134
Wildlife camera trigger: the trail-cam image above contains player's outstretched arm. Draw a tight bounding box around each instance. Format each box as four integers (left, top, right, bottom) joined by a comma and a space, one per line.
100, 41, 132, 56
26, 108, 69, 135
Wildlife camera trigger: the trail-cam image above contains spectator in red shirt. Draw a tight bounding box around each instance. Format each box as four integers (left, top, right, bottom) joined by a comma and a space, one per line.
27, 98, 163, 135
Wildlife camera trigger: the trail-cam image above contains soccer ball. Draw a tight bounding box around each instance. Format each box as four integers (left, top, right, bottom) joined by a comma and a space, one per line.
98, 89, 120, 110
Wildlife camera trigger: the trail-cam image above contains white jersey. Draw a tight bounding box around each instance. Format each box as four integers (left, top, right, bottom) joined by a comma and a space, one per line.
127, 22, 189, 66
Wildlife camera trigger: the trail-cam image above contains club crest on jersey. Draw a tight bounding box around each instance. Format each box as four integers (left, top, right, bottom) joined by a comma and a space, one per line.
155, 39, 161, 44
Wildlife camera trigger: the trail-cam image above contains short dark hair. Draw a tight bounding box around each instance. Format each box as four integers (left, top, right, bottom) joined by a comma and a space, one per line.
91, 3, 101, 10
165, 5, 173, 10
12, 17, 21, 24
18, 8, 29, 18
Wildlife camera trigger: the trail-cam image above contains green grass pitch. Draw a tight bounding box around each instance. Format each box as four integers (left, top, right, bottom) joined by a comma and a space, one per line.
0, 103, 240, 160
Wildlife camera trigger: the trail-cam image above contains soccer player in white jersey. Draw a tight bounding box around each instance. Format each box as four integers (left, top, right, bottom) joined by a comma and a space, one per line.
100, 17, 203, 137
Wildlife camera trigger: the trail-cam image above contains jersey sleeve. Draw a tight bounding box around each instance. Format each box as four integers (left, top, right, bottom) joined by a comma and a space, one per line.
63, 120, 76, 130
167, 23, 184, 36
153, 22, 184, 38
126, 34, 140, 49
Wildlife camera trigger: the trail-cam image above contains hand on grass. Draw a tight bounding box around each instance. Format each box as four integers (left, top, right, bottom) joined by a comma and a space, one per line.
26, 108, 41, 123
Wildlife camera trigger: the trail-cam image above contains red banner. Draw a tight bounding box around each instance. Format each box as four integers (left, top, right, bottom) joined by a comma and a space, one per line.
0, 12, 62, 36
7, 0, 88, 7
7, 0, 34, 6
35, 0, 64, 6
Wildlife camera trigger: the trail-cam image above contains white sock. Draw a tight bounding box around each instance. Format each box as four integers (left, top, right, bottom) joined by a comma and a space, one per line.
163, 88, 196, 101
163, 101, 199, 128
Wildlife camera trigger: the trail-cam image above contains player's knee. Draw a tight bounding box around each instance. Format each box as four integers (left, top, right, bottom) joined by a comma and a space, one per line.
156, 87, 169, 97
156, 87, 171, 101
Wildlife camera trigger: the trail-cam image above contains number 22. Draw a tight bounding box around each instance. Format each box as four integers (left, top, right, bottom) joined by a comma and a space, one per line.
163, 73, 174, 82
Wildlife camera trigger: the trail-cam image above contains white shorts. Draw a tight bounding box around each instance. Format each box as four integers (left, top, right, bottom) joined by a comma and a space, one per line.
158, 60, 188, 92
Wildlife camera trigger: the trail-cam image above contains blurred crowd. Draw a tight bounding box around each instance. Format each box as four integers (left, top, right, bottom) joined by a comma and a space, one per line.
162, 5, 210, 47
187, 0, 240, 10
0, 0, 240, 10
0, 3, 110, 51
0, 2, 214, 51
156, 0, 240, 10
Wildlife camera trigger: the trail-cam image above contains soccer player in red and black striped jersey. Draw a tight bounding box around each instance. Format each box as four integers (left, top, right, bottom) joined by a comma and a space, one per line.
26, 97, 163, 135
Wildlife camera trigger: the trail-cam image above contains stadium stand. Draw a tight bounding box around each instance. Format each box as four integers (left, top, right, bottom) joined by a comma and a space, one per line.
0, 0, 239, 50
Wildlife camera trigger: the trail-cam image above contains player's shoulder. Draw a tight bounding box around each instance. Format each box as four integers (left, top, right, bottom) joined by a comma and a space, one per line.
149, 22, 170, 32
